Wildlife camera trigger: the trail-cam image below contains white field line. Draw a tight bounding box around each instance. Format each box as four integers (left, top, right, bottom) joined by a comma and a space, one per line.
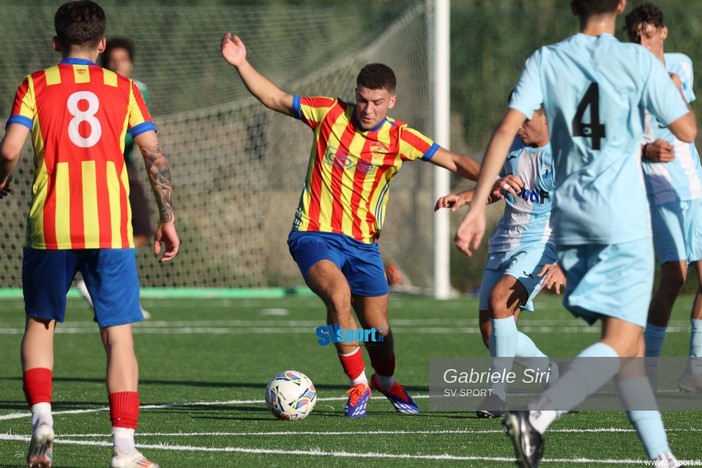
0, 432, 697, 465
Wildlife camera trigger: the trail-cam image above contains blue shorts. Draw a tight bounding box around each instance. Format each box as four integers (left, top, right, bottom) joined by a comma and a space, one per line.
651, 199, 702, 265
558, 238, 653, 328
287, 231, 388, 296
479, 243, 558, 312
23, 248, 143, 327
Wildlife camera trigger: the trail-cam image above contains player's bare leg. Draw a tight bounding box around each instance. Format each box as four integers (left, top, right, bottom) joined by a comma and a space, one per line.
305, 260, 370, 416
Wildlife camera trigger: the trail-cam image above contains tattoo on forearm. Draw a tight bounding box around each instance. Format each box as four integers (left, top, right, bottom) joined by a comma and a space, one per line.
142, 144, 175, 223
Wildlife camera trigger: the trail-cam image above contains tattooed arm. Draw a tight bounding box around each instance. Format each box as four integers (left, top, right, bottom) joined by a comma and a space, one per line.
134, 130, 180, 263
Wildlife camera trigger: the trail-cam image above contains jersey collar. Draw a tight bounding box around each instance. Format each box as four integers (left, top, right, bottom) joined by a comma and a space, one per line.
59, 58, 97, 66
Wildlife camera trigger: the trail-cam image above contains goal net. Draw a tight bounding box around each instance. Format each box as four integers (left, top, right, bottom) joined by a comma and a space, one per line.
0, 2, 438, 290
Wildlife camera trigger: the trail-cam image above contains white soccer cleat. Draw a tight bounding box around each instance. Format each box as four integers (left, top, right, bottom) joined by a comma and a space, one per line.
110, 450, 160, 468
652, 451, 683, 468
26, 422, 54, 468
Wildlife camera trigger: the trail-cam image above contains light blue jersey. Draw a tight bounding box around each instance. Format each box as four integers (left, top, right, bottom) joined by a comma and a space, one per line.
642, 53, 702, 206
488, 137, 555, 253
510, 33, 689, 246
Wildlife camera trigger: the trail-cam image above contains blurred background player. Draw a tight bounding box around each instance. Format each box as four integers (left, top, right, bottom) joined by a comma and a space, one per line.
624, 2, 702, 393
436, 106, 564, 418
0, 1, 179, 466
76, 36, 155, 319
221, 32, 481, 418
453, 0, 696, 466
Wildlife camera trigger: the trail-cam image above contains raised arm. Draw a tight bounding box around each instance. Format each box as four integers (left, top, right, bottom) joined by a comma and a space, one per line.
428, 146, 481, 181
221, 32, 294, 116
134, 130, 179, 263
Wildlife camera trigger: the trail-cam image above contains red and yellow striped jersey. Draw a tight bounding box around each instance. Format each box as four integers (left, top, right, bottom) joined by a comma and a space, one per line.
292, 96, 439, 244
7, 58, 155, 250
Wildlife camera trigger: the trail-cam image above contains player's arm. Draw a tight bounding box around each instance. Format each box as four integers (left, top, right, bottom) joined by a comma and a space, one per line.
454, 108, 525, 256
134, 130, 179, 263
220, 33, 294, 116
667, 110, 697, 143
428, 147, 481, 181
0, 123, 30, 198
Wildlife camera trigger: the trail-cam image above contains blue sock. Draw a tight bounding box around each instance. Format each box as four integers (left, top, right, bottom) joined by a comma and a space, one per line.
644, 323, 667, 358
490, 317, 518, 400
542, 342, 620, 412
617, 377, 669, 460
690, 319, 702, 374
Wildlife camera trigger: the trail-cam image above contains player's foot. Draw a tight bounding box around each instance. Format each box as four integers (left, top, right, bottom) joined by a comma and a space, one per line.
476, 393, 505, 419
141, 306, 151, 320
678, 372, 702, 393
369, 373, 420, 414
26, 422, 54, 468
110, 450, 160, 468
344, 383, 371, 418
652, 451, 683, 468
503, 411, 544, 468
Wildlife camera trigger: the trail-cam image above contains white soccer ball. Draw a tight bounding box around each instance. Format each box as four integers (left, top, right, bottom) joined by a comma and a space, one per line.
265, 370, 317, 420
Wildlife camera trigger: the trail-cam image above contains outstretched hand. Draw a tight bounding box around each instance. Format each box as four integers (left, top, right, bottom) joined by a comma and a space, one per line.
221, 32, 247, 67
154, 221, 180, 263
434, 193, 468, 212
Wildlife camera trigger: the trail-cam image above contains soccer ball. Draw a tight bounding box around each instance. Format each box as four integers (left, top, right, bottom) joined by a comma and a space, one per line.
265, 370, 317, 420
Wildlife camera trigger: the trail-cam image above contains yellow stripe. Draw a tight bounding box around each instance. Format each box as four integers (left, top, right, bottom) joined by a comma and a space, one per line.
82, 160, 99, 246
104, 69, 118, 87
54, 162, 72, 247
73, 65, 90, 84
107, 161, 127, 248
343, 135, 367, 237
44, 66, 61, 86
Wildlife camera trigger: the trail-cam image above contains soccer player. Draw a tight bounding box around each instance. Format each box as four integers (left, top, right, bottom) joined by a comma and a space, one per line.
0, 1, 179, 467
624, 2, 702, 393
221, 32, 481, 418
436, 107, 564, 419
453, 0, 696, 466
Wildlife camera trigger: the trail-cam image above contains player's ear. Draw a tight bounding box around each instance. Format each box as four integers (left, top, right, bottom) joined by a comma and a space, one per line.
616, 0, 627, 14
388, 94, 397, 110
97, 37, 107, 54
52, 36, 61, 52
660, 26, 668, 41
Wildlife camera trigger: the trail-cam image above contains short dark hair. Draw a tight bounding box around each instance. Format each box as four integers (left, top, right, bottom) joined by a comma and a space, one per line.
54, 0, 106, 50
572, 0, 621, 17
356, 64, 396, 93
101, 37, 135, 67
624, 3, 665, 43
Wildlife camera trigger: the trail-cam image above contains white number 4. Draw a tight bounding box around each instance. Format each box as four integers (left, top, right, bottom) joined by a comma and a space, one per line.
67, 91, 102, 148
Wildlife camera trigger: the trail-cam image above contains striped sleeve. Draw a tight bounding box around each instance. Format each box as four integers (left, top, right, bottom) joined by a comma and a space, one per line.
294, 95, 337, 130
6, 77, 35, 130
127, 79, 156, 136
397, 125, 437, 161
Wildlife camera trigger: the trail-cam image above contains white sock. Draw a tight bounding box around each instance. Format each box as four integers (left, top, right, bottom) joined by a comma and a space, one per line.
30, 402, 52, 430
112, 427, 136, 455
528, 395, 559, 434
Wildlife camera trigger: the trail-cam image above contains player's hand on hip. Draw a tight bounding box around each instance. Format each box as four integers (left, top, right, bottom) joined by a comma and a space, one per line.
221, 32, 247, 67
644, 138, 675, 163
454, 206, 485, 257
154, 221, 180, 263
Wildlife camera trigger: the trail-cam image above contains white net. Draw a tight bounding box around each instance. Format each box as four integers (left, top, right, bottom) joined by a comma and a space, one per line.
0, 2, 436, 289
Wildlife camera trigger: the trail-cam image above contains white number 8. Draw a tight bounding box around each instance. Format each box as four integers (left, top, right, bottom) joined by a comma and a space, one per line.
67, 91, 102, 148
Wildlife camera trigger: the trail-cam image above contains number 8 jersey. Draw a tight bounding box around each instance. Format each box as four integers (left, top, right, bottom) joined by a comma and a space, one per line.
508, 33, 688, 246
6, 58, 155, 250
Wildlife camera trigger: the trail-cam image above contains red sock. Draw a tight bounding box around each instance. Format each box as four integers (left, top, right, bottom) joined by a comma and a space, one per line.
370, 353, 396, 377
109, 392, 140, 429
23, 368, 52, 407
338, 347, 365, 381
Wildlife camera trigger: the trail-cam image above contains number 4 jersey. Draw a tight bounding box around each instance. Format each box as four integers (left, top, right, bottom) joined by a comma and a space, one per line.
6, 58, 155, 250
508, 33, 689, 246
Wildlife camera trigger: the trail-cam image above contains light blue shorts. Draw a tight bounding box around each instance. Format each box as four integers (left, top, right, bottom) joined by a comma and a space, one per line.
651, 198, 702, 265
479, 243, 558, 312
558, 238, 654, 328
23, 248, 143, 328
